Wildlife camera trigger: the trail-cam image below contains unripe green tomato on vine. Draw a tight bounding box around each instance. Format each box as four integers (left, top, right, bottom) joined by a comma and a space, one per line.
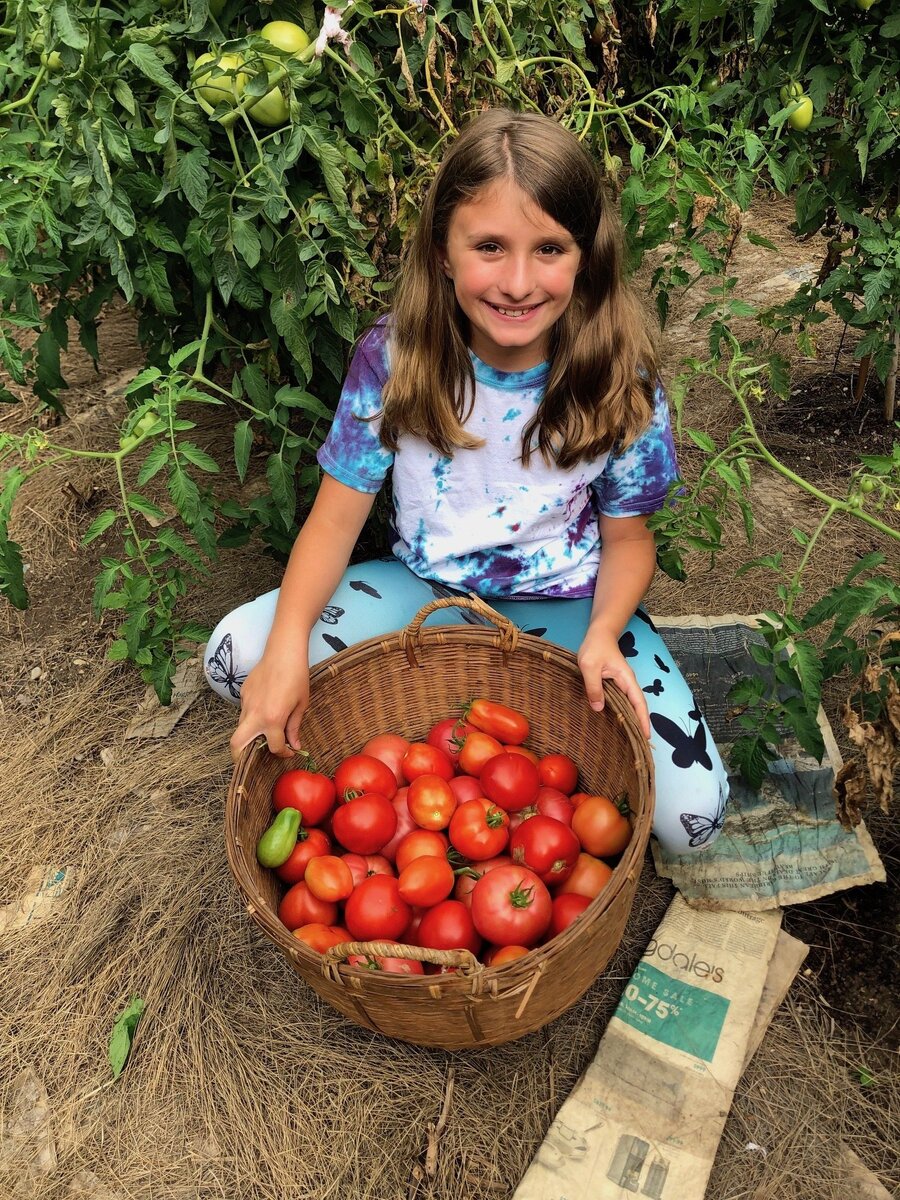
209, 0, 226, 15
701, 75, 718, 95
779, 81, 804, 106
859, 478, 876, 494
787, 96, 814, 131
41, 49, 64, 71
855, 0, 878, 10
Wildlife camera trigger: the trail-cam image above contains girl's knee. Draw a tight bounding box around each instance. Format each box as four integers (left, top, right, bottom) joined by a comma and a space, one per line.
652, 776, 729, 857
203, 588, 280, 704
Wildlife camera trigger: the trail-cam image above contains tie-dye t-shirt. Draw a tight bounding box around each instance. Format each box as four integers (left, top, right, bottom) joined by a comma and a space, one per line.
316, 316, 679, 599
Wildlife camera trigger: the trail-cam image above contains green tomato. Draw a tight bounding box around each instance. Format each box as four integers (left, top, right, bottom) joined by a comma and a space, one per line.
118, 433, 140, 452
193, 51, 246, 107
859, 478, 876, 494
855, 0, 878, 9
248, 85, 290, 126
787, 95, 814, 131
259, 20, 311, 54
134, 410, 160, 437
209, 0, 226, 14
701, 75, 718, 95
40, 49, 64, 72
779, 81, 804, 106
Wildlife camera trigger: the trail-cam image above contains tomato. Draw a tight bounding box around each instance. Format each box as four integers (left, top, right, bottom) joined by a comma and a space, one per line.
510, 815, 580, 885
395, 829, 449, 874
397, 856, 455, 907
484, 944, 529, 966
503, 744, 539, 765
278, 881, 338, 930
194, 52, 247, 106
362, 732, 409, 786
275, 826, 330, 884
457, 730, 503, 776
480, 752, 540, 812
407, 774, 457, 830
538, 753, 578, 795
343, 875, 411, 941
304, 854, 353, 902
401, 907, 427, 946
292, 923, 350, 953
556, 852, 613, 900
569, 792, 594, 809
378, 789, 416, 863
534, 786, 575, 826
859, 477, 877, 494
547, 893, 591, 939
248, 86, 290, 128
346, 941, 425, 975
333, 753, 397, 801
779, 81, 803, 105
787, 95, 814, 131
571, 796, 632, 858
470, 866, 552, 948
453, 855, 512, 907
700, 75, 718, 95
273, 768, 335, 825
449, 799, 510, 861
426, 716, 473, 765
401, 742, 454, 783
417, 900, 481, 956
260, 19, 311, 56
332, 793, 397, 854
856, 0, 878, 9
466, 698, 529, 744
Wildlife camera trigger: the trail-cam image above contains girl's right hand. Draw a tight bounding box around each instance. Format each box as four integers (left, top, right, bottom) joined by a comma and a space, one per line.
229, 653, 310, 762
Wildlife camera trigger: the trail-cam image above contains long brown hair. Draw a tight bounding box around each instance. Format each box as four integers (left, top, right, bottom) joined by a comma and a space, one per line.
379, 108, 657, 469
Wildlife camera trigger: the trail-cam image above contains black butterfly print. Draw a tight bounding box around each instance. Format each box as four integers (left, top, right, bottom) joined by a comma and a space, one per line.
618, 631, 638, 658
634, 609, 658, 632
679, 783, 727, 848
349, 580, 382, 599
654, 654, 670, 674
522, 626, 548, 638
322, 633, 347, 654
643, 679, 665, 697
650, 712, 713, 771
205, 633, 248, 700
319, 605, 345, 626
688, 707, 702, 722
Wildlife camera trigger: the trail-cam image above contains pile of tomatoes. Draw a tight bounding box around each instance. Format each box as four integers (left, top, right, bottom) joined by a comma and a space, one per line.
257, 699, 633, 975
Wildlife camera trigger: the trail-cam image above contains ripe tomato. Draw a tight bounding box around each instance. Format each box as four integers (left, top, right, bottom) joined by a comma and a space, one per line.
449, 798, 510, 861
484, 944, 530, 966
453, 855, 512, 907
556, 852, 613, 900
332, 793, 397, 854
538, 753, 578, 795
333, 753, 397, 801
407, 774, 457, 830
275, 826, 330, 884
343, 875, 411, 941
427, 716, 474, 765
401, 907, 427, 946
346, 941, 425, 975
570, 792, 594, 809
480, 752, 540, 812
401, 742, 454, 783
547, 893, 591, 939
272, 768, 335, 825
417, 899, 481, 955
470, 865, 552, 948
292, 923, 350, 953
510, 815, 580, 885
278, 881, 338, 930
448, 774, 484, 805
395, 829, 449, 874
535, 787, 575, 825
457, 730, 503, 776
503, 744, 539, 765
378, 789, 416, 863
466, 698, 529, 744
571, 796, 632, 858
362, 732, 409, 786
397, 856, 455, 907
304, 855, 353, 902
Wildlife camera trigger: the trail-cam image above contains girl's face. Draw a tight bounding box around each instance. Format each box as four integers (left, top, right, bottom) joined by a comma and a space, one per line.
439, 176, 582, 372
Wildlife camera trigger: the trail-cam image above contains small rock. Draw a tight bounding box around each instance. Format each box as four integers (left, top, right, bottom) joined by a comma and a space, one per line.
15, 693, 29, 706
99, 748, 117, 767
73, 658, 89, 667
30, 666, 42, 681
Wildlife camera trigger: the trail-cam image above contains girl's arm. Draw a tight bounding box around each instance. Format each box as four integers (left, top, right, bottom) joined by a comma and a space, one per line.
229, 473, 378, 761
576, 513, 656, 739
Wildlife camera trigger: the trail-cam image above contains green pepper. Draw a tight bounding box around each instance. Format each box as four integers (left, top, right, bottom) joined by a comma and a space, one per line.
256, 807, 301, 867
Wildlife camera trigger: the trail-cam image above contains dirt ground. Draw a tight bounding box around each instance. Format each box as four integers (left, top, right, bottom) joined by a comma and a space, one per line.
0, 191, 898, 1198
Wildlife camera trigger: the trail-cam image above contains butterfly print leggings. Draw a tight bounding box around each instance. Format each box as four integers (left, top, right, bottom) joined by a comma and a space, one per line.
205, 556, 730, 857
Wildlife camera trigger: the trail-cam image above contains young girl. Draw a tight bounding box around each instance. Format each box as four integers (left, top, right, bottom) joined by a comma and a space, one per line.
206, 107, 729, 856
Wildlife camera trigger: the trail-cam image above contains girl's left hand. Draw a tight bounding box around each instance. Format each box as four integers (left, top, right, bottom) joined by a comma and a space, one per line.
577, 624, 651, 740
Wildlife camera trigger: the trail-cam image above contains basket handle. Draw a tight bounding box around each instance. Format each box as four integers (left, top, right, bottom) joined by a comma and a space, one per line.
399, 594, 519, 668
321, 940, 481, 980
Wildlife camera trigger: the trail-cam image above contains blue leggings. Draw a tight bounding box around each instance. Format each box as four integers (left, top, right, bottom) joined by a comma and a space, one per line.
205, 557, 729, 857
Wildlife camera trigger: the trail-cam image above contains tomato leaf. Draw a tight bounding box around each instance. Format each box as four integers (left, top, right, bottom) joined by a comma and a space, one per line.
107, 997, 145, 1080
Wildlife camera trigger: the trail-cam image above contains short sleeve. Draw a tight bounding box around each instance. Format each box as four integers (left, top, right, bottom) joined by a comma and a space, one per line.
592, 379, 680, 517
316, 320, 395, 494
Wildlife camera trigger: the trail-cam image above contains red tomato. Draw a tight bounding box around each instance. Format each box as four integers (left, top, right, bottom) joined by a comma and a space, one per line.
484, 944, 530, 966
427, 716, 474, 765
341, 852, 396, 888
361, 732, 410, 786
510, 815, 580, 885
332, 793, 397, 854
346, 941, 425, 975
395, 829, 449, 873
457, 730, 504, 776
398, 856, 455, 907
470, 865, 552, 947
343, 875, 411, 941
448, 775, 484, 805
466, 698, 530, 744
379, 789, 416, 863
401, 742, 454, 783
548, 893, 591, 939
407, 774, 457, 830
304, 854, 353, 902
556, 852, 613, 899
275, 826, 331, 884
538, 753, 579, 795
401, 907, 427, 946
278, 881, 338, 930
417, 899, 481, 956
272, 768, 335, 825
453, 855, 512, 907
503, 744, 539, 765
571, 796, 632, 858
570, 792, 594, 809
292, 923, 350, 953
333, 753, 397, 801
535, 786, 575, 826
449, 798, 510, 860
480, 752, 540, 812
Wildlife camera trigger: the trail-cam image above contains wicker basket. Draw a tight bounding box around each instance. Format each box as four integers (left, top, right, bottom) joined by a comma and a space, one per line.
226, 596, 654, 1049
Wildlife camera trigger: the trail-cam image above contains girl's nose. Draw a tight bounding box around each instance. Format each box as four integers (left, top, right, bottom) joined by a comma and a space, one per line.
498, 256, 535, 301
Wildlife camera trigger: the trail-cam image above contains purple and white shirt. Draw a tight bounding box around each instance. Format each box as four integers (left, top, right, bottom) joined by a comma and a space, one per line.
316, 316, 679, 599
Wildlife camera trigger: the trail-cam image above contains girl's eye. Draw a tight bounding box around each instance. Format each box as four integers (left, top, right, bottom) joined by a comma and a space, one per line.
538, 244, 563, 255
476, 243, 564, 255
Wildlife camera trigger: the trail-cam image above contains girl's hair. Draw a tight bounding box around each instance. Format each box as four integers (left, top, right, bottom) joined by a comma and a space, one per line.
378, 108, 658, 470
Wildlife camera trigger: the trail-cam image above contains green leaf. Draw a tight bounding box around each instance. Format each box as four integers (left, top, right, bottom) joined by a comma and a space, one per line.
234, 420, 253, 483
82, 509, 119, 545
271, 297, 313, 382
127, 44, 179, 95
266, 452, 296, 530
729, 733, 777, 789
137, 442, 170, 486
559, 20, 584, 48
107, 639, 130, 661
175, 149, 209, 214
52, 0, 88, 49
108, 997, 145, 1079
788, 638, 823, 719
178, 443, 219, 473
0, 527, 28, 609
232, 219, 261, 269
880, 13, 900, 36
127, 493, 167, 522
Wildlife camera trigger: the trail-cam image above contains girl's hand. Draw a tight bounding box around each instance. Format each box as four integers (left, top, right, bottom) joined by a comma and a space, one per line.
229, 653, 310, 762
577, 624, 651, 740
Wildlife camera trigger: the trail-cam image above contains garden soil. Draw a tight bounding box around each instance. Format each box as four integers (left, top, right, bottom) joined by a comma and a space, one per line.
0, 193, 897, 1200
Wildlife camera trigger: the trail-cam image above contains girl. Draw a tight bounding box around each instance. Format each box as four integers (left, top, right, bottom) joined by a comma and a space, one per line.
206, 108, 729, 856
